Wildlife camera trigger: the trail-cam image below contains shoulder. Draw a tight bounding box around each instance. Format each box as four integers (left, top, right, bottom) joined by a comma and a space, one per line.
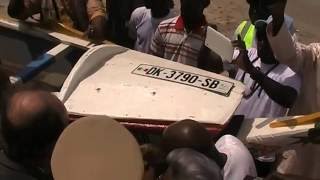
267, 15, 295, 34
301, 43, 320, 66
215, 135, 244, 148
215, 135, 252, 158
284, 15, 295, 29
132, 6, 148, 15
130, 7, 149, 21
215, 135, 257, 176
155, 16, 179, 36
158, 16, 179, 28
236, 20, 250, 29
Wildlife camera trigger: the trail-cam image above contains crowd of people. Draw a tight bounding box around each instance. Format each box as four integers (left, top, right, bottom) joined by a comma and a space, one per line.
1, 0, 320, 179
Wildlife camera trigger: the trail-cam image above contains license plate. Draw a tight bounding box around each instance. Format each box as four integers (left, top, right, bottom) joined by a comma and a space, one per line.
132, 64, 234, 96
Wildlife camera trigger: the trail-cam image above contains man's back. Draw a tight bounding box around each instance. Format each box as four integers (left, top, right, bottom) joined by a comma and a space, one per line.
150, 16, 206, 67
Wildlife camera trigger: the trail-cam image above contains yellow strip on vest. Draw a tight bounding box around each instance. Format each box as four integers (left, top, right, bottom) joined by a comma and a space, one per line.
235, 21, 255, 49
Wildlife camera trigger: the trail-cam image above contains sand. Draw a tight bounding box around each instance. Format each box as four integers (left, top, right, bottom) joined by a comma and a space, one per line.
173, 0, 320, 44
1, 0, 320, 43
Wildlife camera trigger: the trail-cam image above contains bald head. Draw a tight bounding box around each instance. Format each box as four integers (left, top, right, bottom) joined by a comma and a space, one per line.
2, 90, 68, 162
6, 90, 68, 128
162, 120, 212, 154
162, 120, 226, 168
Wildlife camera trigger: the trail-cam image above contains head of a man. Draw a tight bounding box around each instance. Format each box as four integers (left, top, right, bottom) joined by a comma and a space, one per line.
180, 0, 210, 30
247, 0, 271, 23
1, 90, 68, 170
144, 0, 172, 12
255, 20, 277, 64
161, 148, 223, 180
162, 120, 212, 153
162, 120, 225, 167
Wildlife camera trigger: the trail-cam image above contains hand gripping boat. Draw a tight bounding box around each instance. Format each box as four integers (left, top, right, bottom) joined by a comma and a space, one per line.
0, 17, 245, 135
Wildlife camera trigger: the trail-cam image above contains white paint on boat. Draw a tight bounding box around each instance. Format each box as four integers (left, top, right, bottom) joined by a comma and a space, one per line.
0, 18, 245, 126
238, 116, 312, 147
61, 45, 245, 125
0, 18, 95, 49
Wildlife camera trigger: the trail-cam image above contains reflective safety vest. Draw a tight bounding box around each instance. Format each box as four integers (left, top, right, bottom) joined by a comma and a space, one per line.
235, 20, 255, 49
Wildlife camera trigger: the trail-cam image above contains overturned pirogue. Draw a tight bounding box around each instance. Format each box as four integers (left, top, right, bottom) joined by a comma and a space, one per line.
0, 16, 246, 136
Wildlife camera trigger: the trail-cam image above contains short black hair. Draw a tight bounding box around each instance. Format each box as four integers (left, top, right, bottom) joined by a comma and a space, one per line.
180, 0, 211, 8
7, 0, 26, 19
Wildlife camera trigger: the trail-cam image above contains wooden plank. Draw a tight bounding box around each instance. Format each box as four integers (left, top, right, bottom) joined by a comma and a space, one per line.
270, 112, 320, 128
0, 18, 95, 49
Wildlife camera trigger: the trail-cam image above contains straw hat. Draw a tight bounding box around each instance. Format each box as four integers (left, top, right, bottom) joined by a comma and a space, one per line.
51, 116, 144, 180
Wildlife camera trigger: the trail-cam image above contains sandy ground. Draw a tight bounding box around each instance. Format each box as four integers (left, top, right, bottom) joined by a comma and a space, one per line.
174, 0, 320, 44
1, 0, 320, 43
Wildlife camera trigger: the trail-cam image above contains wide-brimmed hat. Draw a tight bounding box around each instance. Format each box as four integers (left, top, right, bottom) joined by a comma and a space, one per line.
51, 116, 144, 180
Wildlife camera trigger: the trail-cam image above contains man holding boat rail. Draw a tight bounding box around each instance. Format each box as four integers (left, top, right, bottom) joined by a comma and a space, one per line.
7, 0, 107, 41
0, 90, 68, 180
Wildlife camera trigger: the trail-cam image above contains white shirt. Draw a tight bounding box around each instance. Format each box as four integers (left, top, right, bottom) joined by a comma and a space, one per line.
266, 20, 320, 179
128, 7, 175, 54
234, 49, 301, 119
267, 15, 296, 36
215, 135, 257, 180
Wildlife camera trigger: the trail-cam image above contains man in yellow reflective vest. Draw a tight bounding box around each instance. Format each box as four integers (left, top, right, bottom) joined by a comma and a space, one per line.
235, 0, 295, 49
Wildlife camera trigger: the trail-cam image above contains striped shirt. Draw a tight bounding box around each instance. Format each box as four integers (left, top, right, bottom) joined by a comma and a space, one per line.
150, 16, 207, 67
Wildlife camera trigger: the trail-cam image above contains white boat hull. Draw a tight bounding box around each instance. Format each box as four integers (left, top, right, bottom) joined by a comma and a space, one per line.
0, 18, 245, 133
